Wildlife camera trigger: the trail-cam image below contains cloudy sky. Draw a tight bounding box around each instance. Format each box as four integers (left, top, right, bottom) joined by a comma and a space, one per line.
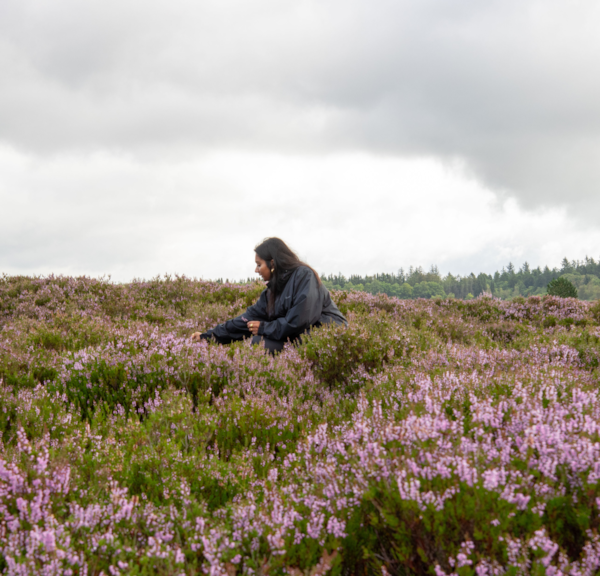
2, 0, 600, 281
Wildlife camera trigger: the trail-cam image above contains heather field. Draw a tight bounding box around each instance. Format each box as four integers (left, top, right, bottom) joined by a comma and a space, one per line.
2, 276, 600, 576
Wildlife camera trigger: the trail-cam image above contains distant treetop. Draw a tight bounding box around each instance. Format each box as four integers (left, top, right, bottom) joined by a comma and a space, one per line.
320, 256, 600, 301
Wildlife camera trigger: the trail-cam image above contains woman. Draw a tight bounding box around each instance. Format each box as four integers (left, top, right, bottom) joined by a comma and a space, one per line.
191, 237, 347, 353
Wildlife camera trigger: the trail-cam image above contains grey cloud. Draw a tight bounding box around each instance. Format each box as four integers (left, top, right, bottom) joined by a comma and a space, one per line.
1, 0, 600, 217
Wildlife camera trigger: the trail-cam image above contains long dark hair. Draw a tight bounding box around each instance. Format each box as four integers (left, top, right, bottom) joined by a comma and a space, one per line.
255, 237, 321, 314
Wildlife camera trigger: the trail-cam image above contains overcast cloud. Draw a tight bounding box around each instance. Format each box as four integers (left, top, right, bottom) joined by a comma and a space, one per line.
1, 0, 600, 280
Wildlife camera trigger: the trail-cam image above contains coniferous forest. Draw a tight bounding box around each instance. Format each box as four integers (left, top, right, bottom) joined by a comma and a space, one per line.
321, 256, 600, 301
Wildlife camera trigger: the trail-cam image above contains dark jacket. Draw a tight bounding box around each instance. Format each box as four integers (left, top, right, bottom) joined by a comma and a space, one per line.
204, 266, 347, 344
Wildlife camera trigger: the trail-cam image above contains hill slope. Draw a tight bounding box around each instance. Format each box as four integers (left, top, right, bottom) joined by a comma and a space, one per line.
1, 275, 600, 574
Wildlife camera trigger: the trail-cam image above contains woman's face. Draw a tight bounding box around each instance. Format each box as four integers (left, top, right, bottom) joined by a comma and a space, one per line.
255, 253, 272, 282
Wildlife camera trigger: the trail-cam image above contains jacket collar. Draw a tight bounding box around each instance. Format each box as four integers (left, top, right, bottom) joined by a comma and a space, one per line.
267, 268, 294, 293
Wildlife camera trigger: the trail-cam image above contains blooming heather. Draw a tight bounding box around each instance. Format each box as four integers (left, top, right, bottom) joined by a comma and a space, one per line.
1, 274, 600, 575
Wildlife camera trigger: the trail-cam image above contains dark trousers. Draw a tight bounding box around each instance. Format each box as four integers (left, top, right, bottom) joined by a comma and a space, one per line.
251, 335, 286, 354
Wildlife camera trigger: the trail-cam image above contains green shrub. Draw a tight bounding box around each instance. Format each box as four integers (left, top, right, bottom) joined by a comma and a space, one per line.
485, 321, 527, 344
297, 314, 415, 392
547, 277, 578, 298
565, 330, 600, 371
343, 481, 533, 575
56, 360, 167, 422
591, 301, 600, 323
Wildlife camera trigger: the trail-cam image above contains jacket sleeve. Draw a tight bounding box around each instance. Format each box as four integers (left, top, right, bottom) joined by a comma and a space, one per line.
206, 288, 269, 344
258, 268, 323, 341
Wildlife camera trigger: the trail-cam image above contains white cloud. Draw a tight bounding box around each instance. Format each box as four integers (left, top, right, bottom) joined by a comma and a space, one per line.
2, 145, 598, 280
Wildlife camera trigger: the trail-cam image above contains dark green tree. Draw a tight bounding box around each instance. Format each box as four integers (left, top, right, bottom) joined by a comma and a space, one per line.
547, 277, 578, 298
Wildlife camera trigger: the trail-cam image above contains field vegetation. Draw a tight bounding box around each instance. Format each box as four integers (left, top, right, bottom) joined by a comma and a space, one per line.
1, 274, 600, 575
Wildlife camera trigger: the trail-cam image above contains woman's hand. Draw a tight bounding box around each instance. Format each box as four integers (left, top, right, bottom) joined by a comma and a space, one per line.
191, 332, 202, 341
247, 321, 261, 335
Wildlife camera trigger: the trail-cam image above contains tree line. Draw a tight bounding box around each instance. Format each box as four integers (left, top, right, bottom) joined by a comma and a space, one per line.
321, 257, 600, 301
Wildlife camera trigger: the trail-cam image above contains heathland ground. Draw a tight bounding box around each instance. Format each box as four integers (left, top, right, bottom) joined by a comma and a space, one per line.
1, 274, 600, 575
